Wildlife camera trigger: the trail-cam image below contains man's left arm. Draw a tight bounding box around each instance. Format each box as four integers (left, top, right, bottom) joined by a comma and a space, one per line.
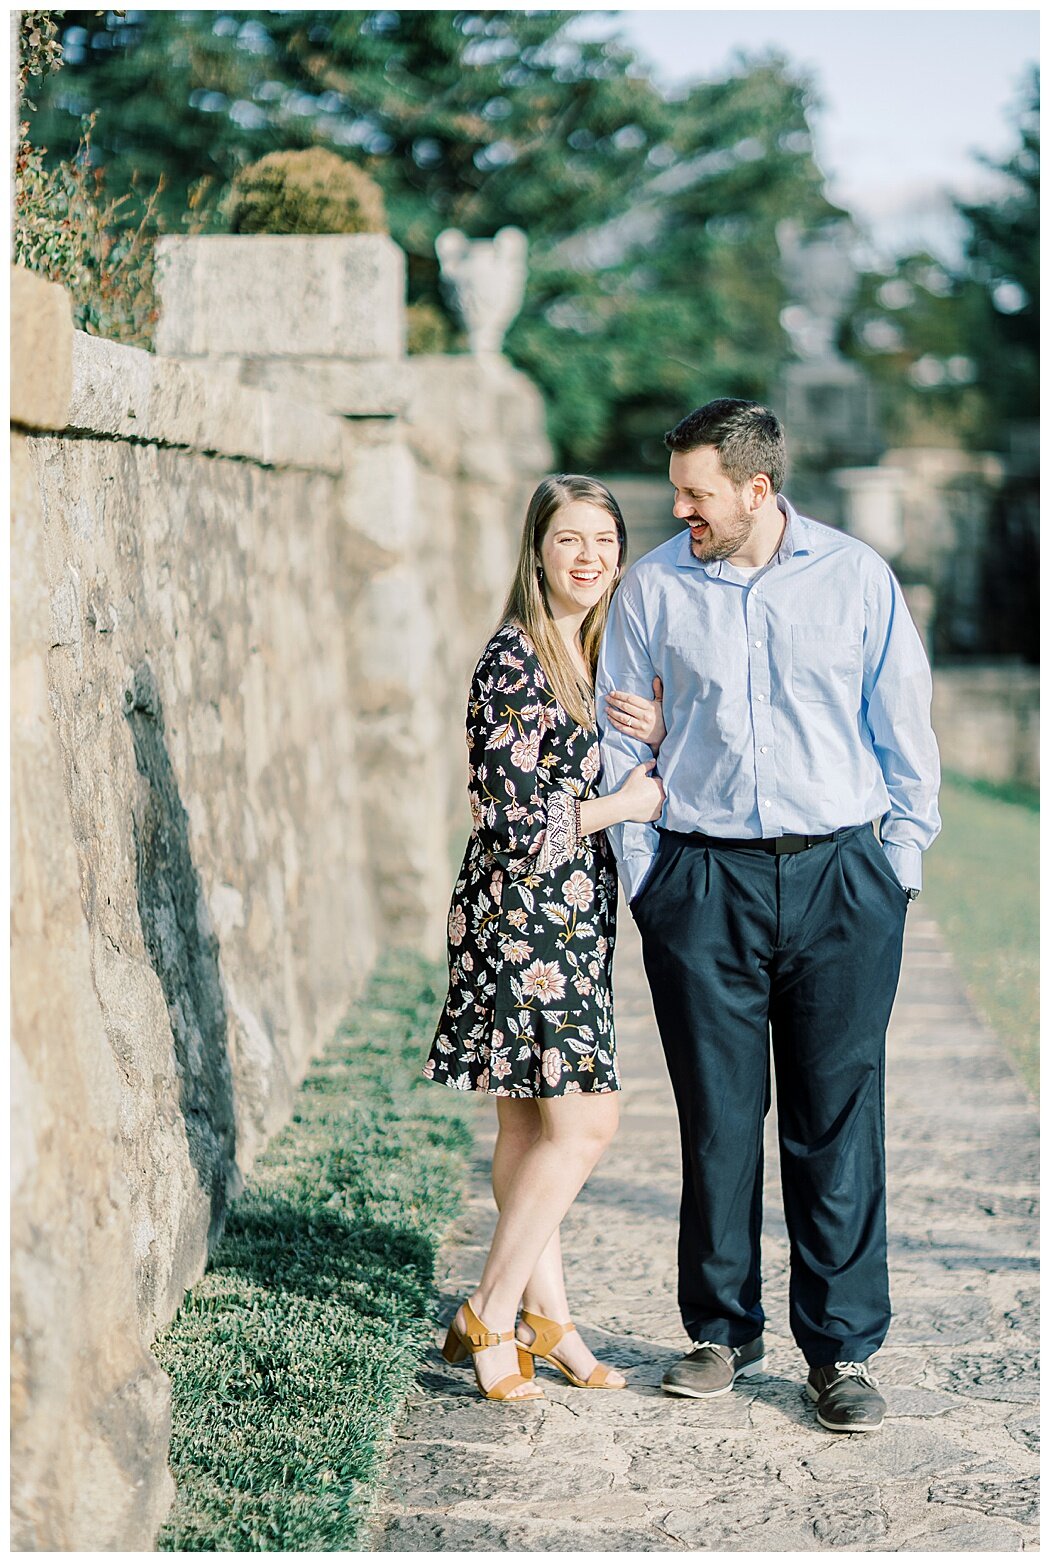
596, 583, 662, 904
862, 565, 942, 892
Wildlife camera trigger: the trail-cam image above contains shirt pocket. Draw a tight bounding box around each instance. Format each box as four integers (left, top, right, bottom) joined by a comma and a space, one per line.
790, 625, 862, 704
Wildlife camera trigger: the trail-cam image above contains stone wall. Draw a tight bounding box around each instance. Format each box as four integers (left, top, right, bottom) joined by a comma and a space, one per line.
11, 242, 550, 1550
932, 663, 1039, 790
12, 272, 175, 1553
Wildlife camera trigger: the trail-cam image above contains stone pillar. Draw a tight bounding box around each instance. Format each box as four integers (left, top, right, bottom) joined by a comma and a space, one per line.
780, 358, 882, 523
402, 353, 552, 851
832, 465, 907, 562
154, 233, 409, 414
154, 235, 448, 955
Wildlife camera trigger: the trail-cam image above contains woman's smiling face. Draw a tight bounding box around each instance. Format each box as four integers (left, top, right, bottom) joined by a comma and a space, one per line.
539, 501, 622, 617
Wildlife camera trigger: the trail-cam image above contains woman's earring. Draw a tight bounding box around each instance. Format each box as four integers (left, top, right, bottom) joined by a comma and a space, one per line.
537, 565, 544, 580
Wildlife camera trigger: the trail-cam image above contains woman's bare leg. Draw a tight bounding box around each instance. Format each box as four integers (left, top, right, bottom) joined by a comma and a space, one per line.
453, 1091, 620, 1395
489, 1098, 624, 1386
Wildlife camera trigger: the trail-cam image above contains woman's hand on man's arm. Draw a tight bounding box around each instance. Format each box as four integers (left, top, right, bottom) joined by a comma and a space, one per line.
603, 676, 666, 753
578, 760, 665, 836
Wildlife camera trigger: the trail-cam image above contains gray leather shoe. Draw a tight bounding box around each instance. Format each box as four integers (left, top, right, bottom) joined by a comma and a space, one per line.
806, 1361, 885, 1432
661, 1336, 766, 1399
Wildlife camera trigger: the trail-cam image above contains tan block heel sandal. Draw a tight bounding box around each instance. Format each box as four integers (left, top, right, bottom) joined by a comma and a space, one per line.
517, 1309, 626, 1389
441, 1299, 544, 1402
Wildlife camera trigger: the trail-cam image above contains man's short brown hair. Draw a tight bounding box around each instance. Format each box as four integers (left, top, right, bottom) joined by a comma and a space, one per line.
665, 398, 787, 493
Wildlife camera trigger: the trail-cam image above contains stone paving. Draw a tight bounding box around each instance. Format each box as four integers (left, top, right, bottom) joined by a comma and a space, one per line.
370, 905, 1039, 1552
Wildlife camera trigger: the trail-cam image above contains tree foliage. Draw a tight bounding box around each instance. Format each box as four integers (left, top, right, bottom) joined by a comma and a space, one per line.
958, 64, 1039, 432
18, 10, 65, 97
842, 66, 1038, 452
27, 10, 841, 467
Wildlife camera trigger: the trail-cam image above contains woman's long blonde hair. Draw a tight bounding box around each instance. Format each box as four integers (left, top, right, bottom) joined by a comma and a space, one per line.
500, 475, 627, 729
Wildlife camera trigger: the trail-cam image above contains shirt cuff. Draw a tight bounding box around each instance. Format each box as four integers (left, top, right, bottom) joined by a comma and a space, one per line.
621, 850, 658, 906
882, 840, 922, 893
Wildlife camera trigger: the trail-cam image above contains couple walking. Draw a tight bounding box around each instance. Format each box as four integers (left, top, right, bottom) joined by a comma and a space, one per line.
424, 399, 941, 1433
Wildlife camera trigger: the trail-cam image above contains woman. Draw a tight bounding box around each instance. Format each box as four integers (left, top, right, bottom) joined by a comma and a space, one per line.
424, 474, 665, 1402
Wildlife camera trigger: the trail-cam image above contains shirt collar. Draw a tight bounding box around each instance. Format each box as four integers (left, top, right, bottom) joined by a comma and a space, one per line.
673, 493, 813, 576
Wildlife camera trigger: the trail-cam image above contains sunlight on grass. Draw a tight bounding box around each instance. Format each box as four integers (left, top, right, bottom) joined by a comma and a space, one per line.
921, 772, 1038, 1093
153, 951, 468, 1551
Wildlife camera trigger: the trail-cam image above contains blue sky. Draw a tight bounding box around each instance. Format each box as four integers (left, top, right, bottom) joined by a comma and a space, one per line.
568, 9, 1039, 260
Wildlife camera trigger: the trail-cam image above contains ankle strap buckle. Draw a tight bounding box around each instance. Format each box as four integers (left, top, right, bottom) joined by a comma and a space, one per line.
469, 1327, 509, 1349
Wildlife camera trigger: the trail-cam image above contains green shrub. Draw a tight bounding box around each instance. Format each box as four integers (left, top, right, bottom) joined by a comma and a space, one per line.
14, 115, 163, 347
406, 300, 453, 355
224, 147, 388, 236
18, 11, 64, 95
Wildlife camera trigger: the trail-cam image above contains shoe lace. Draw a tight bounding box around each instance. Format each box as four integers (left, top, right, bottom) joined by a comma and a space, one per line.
832, 1360, 877, 1387
690, 1340, 733, 1359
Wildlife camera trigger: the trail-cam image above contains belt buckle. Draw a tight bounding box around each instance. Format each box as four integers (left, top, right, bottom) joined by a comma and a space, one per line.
774, 834, 808, 855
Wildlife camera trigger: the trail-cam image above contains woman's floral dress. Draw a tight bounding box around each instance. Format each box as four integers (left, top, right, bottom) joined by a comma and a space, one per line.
424, 623, 619, 1097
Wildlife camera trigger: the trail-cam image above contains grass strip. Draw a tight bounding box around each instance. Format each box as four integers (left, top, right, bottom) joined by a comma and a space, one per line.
153, 949, 468, 1551
921, 772, 1039, 1094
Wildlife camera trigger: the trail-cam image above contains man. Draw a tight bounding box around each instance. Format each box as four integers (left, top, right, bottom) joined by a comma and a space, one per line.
596, 399, 940, 1433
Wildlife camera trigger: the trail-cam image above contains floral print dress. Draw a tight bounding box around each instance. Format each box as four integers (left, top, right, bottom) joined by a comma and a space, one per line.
424, 623, 619, 1097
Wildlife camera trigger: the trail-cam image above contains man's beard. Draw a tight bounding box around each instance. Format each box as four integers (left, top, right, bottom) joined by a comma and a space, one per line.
690, 501, 754, 562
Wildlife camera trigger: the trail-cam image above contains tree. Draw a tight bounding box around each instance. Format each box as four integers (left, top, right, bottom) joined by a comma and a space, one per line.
30, 12, 668, 241
28, 13, 839, 467
509, 53, 842, 466
838, 69, 1038, 662
958, 64, 1038, 435
841, 67, 1038, 452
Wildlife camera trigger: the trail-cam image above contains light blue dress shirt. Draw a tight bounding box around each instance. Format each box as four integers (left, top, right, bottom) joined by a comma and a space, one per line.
596, 495, 941, 904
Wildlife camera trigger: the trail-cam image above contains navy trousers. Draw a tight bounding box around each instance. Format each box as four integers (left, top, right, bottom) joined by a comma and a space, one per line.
632, 823, 908, 1367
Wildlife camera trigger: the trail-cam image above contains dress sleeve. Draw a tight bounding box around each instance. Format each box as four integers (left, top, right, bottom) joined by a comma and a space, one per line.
466, 634, 580, 873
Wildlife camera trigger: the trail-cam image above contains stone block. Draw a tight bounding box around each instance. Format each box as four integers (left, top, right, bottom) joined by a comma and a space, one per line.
931, 1351, 1040, 1405
228, 356, 411, 417
67, 333, 343, 473
154, 235, 406, 361
663, 1486, 890, 1551
340, 424, 419, 556
405, 353, 552, 479
801, 1423, 976, 1483
883, 1386, 959, 1417
933, 663, 1039, 788
907, 1519, 1027, 1551
11, 265, 73, 430
929, 1475, 1039, 1527
1006, 1412, 1039, 1455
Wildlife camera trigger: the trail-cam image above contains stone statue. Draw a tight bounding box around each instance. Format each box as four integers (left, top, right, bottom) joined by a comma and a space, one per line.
435, 226, 527, 357
776, 219, 858, 362
775, 217, 882, 512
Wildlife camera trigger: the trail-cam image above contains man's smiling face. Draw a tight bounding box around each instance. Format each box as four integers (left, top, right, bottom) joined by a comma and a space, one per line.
670, 445, 757, 563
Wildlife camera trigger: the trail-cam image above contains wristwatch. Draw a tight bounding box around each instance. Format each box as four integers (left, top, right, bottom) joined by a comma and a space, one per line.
905, 887, 920, 902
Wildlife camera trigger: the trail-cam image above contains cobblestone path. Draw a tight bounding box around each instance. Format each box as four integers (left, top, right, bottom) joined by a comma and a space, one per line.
371, 906, 1039, 1552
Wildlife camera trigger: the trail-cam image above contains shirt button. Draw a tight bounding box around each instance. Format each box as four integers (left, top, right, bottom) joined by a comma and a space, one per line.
756, 693, 765, 702
760, 746, 769, 754
764, 798, 772, 807
753, 639, 763, 647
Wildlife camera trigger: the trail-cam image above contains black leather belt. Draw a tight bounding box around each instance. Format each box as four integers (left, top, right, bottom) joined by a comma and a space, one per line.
661, 825, 863, 855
